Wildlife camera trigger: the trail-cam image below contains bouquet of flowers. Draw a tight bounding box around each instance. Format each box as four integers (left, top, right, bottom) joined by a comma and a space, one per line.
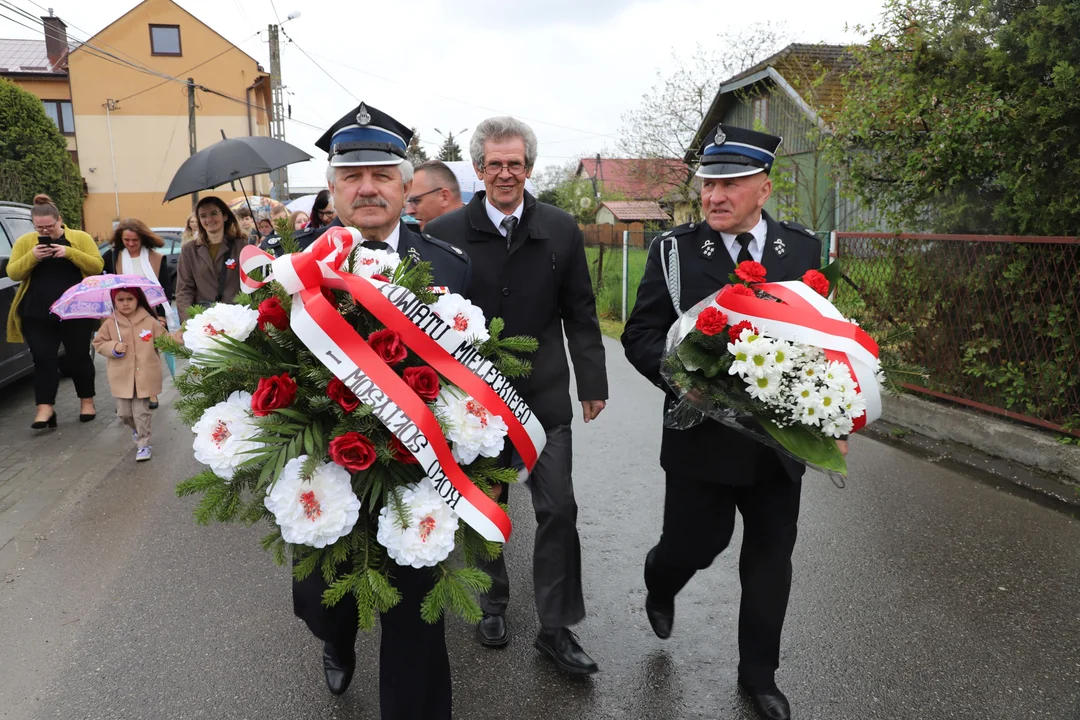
159, 225, 546, 628
662, 259, 899, 476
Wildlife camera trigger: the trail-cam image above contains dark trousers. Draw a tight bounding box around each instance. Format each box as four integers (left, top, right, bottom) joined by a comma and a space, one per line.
293, 564, 451, 720
645, 458, 802, 687
21, 316, 96, 405
478, 423, 586, 630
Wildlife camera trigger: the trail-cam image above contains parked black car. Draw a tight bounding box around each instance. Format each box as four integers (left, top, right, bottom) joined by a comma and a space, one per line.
0, 201, 37, 386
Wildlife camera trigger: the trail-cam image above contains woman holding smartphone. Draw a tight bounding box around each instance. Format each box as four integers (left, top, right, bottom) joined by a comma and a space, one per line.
4, 194, 104, 429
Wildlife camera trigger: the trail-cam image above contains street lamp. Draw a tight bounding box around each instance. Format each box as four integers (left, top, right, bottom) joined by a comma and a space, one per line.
434, 127, 469, 162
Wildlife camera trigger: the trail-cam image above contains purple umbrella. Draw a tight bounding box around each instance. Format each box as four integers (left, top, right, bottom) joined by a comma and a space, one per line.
50, 274, 168, 321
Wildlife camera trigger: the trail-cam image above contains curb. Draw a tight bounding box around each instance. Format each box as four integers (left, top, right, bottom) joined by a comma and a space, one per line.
878, 393, 1080, 508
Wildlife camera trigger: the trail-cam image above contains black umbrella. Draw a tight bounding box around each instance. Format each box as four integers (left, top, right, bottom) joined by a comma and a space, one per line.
163, 135, 313, 210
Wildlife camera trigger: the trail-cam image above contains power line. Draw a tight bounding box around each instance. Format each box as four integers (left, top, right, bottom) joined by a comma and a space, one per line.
267, 0, 281, 23
278, 27, 359, 102
114, 32, 260, 103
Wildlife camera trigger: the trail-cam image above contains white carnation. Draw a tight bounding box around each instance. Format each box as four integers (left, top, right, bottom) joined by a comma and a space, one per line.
436, 387, 508, 465
192, 391, 261, 481
376, 482, 458, 568
431, 292, 490, 343
348, 247, 401, 279
264, 456, 361, 548
182, 303, 259, 365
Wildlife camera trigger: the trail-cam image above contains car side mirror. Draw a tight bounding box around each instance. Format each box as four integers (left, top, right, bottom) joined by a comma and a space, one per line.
0, 258, 8, 278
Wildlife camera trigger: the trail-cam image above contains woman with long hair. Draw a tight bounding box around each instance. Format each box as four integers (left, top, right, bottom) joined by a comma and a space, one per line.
308, 190, 336, 230
103, 218, 174, 409
4, 194, 104, 428
174, 196, 247, 323
181, 213, 199, 244
290, 210, 310, 231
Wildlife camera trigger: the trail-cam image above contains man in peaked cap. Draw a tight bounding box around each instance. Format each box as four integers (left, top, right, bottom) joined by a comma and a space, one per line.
290, 102, 470, 719
622, 124, 848, 720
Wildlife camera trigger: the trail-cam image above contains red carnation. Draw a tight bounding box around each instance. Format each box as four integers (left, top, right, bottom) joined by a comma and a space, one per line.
257, 297, 289, 332
390, 436, 420, 465
802, 269, 830, 297
251, 372, 298, 417
725, 284, 756, 298
735, 260, 767, 284
728, 320, 757, 343
403, 366, 441, 401
695, 307, 728, 336
327, 377, 360, 413
329, 432, 377, 472
368, 328, 408, 365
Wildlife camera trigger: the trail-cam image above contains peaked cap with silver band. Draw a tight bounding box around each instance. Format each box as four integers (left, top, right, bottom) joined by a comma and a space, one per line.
696, 124, 782, 179
316, 102, 412, 167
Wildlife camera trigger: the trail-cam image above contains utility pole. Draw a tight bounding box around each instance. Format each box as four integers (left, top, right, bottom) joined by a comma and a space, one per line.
187, 77, 198, 210
592, 153, 602, 204
267, 24, 289, 200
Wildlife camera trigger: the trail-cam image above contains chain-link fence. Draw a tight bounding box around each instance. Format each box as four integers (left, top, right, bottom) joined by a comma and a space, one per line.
584, 226, 666, 325
834, 232, 1080, 434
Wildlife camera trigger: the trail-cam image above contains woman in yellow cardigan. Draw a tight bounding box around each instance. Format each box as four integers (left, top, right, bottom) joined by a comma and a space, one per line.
5, 195, 105, 429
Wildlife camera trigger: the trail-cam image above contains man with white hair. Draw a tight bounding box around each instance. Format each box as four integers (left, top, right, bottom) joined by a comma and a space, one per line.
291, 102, 470, 720
426, 116, 608, 676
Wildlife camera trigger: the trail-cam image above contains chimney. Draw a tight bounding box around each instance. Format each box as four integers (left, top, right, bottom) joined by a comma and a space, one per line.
42, 14, 68, 68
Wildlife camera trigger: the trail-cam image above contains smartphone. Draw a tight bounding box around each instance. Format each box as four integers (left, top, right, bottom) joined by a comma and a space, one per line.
37, 235, 53, 246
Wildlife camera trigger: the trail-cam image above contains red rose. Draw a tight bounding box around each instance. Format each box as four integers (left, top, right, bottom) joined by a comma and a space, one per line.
695, 307, 728, 336
368, 328, 408, 365
403, 366, 441, 401
728, 320, 757, 343
257, 297, 289, 332
329, 432, 377, 472
390, 436, 420, 465
735, 260, 767, 284
251, 372, 298, 417
802, 269, 830, 297
725, 284, 756, 298
327, 377, 360, 413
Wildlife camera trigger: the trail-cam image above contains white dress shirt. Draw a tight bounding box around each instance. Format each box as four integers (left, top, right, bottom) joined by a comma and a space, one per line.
486, 198, 524, 237
367, 222, 402, 251
720, 215, 767, 264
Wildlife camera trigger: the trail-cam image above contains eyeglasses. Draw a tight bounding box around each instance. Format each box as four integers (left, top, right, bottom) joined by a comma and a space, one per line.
481, 161, 528, 176
318, 210, 336, 218
33, 220, 58, 233
406, 187, 445, 205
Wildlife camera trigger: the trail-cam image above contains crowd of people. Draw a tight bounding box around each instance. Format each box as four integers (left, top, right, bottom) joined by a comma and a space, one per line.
4, 102, 838, 719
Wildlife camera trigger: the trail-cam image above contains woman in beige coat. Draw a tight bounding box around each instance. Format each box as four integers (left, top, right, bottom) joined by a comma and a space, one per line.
174, 196, 247, 323
93, 288, 165, 462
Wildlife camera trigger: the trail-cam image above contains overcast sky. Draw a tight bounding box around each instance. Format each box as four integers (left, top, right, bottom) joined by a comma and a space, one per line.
1, 0, 886, 188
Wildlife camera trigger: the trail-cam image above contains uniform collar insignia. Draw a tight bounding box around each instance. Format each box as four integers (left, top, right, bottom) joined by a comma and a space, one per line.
700, 237, 716, 259
407, 246, 421, 261
773, 236, 786, 257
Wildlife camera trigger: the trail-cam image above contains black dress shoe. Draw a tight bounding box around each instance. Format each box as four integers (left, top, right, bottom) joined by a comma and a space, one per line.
31, 413, 57, 430
534, 627, 598, 676
477, 612, 508, 647
322, 642, 355, 696
79, 413, 96, 422
738, 679, 791, 720
645, 594, 673, 639
148, 400, 159, 410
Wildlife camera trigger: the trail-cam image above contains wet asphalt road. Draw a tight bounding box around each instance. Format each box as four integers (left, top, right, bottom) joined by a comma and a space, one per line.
1, 336, 1079, 720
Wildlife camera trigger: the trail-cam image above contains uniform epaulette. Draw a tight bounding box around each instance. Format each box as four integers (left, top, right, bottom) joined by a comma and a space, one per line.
421, 232, 468, 260
779, 220, 816, 238
663, 222, 701, 239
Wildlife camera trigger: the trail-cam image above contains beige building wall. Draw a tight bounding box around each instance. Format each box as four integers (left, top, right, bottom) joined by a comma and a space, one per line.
66, 0, 271, 238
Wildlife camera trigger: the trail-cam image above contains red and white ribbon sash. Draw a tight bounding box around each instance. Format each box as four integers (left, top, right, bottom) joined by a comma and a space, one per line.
712, 281, 882, 432
238, 227, 547, 542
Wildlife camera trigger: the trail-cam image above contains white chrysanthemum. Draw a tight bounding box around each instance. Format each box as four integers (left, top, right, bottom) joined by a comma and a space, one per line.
791, 381, 817, 408
745, 371, 784, 401
192, 391, 261, 481
797, 403, 824, 427
182, 303, 259, 365
376, 482, 459, 568
770, 340, 798, 374
349, 247, 401, 279
436, 387, 508, 465
823, 361, 855, 390
728, 336, 768, 377
431, 292, 490, 343
822, 415, 855, 438
817, 387, 844, 418
801, 362, 827, 382
264, 456, 361, 548
844, 392, 868, 420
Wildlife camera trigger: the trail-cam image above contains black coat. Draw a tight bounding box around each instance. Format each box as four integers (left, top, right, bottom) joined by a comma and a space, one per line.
622, 211, 821, 485
274, 218, 472, 294
426, 191, 608, 429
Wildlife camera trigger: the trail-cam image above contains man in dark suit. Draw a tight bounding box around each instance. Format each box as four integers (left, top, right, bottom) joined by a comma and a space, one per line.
622, 124, 848, 720
291, 102, 470, 720
426, 116, 608, 676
